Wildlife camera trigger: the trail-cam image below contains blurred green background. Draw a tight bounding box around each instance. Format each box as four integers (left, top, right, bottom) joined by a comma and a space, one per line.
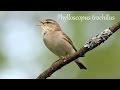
0, 11, 120, 79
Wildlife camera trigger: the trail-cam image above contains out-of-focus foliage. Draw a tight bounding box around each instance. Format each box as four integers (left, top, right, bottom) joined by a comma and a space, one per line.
0, 11, 120, 79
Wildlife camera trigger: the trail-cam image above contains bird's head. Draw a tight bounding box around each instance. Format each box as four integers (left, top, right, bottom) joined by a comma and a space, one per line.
37, 19, 61, 32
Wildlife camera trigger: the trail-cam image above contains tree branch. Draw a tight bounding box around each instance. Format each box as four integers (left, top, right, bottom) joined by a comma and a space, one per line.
36, 21, 120, 79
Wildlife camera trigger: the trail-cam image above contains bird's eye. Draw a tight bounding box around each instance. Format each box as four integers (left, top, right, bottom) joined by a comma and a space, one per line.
46, 21, 50, 24
45, 21, 54, 24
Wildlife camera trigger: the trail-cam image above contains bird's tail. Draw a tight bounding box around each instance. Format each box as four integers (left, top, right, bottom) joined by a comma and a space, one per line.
75, 59, 87, 69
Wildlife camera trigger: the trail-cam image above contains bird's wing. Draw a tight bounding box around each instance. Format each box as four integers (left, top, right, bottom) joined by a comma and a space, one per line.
61, 31, 77, 52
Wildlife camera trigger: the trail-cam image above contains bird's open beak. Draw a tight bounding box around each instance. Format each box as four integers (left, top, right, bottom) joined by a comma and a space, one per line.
36, 21, 43, 26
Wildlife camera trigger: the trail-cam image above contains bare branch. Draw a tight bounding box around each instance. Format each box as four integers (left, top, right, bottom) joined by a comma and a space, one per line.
36, 21, 120, 79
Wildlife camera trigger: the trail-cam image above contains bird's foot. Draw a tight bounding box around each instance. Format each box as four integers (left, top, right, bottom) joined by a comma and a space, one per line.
60, 55, 70, 62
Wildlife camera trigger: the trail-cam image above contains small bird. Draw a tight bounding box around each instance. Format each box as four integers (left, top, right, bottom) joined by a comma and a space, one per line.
38, 19, 87, 69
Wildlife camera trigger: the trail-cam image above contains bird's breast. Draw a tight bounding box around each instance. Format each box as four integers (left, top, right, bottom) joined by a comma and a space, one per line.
43, 32, 72, 57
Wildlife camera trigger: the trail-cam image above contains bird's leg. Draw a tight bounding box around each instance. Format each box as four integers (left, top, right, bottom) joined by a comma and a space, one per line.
51, 55, 70, 70
60, 55, 70, 62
